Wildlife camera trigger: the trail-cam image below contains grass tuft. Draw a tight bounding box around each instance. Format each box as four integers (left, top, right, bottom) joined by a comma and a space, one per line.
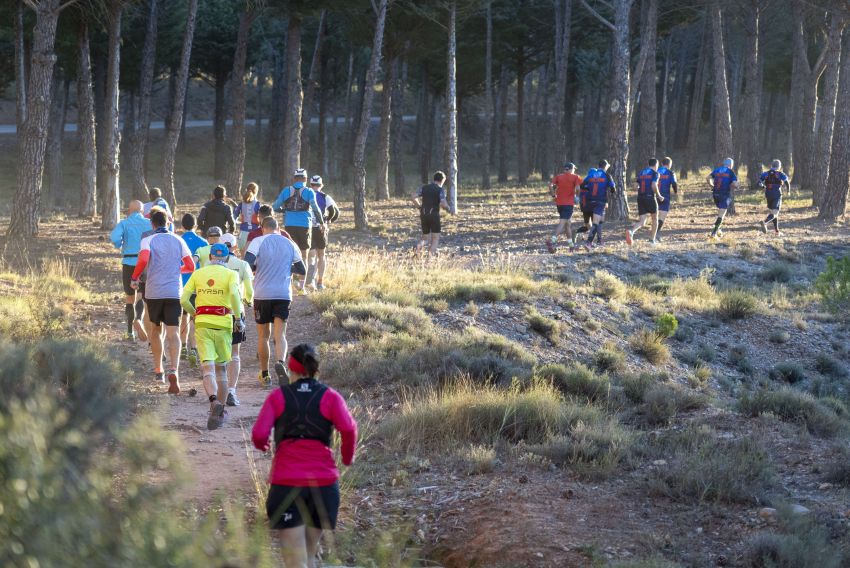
537, 363, 610, 402
592, 270, 627, 299
738, 388, 846, 437
629, 328, 670, 365
717, 289, 761, 321
769, 361, 806, 384
526, 309, 562, 344
593, 342, 626, 372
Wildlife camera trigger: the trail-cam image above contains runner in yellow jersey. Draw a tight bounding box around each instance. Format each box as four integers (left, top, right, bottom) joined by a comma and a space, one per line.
181, 243, 244, 430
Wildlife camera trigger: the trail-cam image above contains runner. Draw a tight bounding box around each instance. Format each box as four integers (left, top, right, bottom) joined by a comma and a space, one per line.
758, 159, 789, 236
143, 187, 174, 230
306, 175, 340, 290
582, 160, 617, 249
110, 200, 150, 342
706, 158, 738, 238
244, 216, 306, 388
130, 209, 195, 392
411, 170, 453, 256
219, 232, 254, 406
546, 162, 582, 253
198, 185, 236, 235
180, 243, 244, 430
272, 168, 326, 291
179, 213, 208, 367
572, 172, 594, 246
245, 204, 292, 250
655, 157, 679, 241
625, 158, 664, 246
251, 343, 357, 567
195, 226, 223, 267
236, 182, 262, 252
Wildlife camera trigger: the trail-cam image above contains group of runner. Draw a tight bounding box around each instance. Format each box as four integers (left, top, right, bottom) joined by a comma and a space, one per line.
546, 157, 790, 252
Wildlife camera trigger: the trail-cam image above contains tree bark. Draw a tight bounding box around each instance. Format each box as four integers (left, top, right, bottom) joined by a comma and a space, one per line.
814, 16, 845, 208
482, 0, 494, 189
445, 1, 458, 214
268, 33, 287, 182
225, 6, 256, 197
658, 35, 672, 152
213, 71, 228, 179
284, 14, 304, 176
317, 55, 330, 176
301, 10, 326, 169
819, 30, 850, 221
77, 23, 97, 219
741, 0, 762, 189
161, 0, 199, 212
391, 58, 406, 196
552, 0, 573, 174
14, 0, 27, 131
419, 90, 434, 183
353, 0, 389, 230
129, 0, 159, 201
710, 1, 734, 163
375, 55, 397, 201
100, 3, 123, 231
634, 0, 657, 173
516, 55, 527, 184
497, 65, 509, 183
8, 0, 63, 237
254, 62, 265, 141
684, 17, 709, 178
45, 68, 67, 209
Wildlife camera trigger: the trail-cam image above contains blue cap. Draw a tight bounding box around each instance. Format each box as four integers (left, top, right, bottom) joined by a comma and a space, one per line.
210, 243, 229, 259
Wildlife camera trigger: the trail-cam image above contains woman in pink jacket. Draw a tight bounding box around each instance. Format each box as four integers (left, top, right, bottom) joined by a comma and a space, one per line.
252, 344, 357, 567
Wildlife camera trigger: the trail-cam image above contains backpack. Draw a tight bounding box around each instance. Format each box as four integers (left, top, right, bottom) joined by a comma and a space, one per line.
764, 170, 782, 188
274, 379, 334, 447
283, 187, 311, 213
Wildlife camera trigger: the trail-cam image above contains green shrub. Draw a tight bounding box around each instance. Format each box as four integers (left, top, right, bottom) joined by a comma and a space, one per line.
738, 388, 846, 437
526, 310, 561, 344
761, 262, 793, 283
654, 313, 679, 339
529, 419, 633, 479
823, 447, 850, 486
593, 342, 626, 372
592, 270, 627, 299
742, 512, 844, 568
629, 328, 670, 365
814, 255, 850, 316
450, 283, 506, 303
717, 289, 761, 321
620, 373, 656, 404
730, 346, 755, 375
814, 354, 848, 378
637, 384, 706, 426
697, 343, 716, 363
769, 330, 791, 344
770, 361, 806, 384
537, 363, 610, 402
464, 301, 480, 317
333, 301, 433, 337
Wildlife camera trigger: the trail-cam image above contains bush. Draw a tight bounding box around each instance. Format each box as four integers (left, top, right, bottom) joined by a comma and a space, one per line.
638, 384, 706, 426
823, 447, 850, 486
620, 373, 656, 404
464, 301, 480, 318
537, 363, 610, 402
459, 445, 497, 475
731, 346, 755, 375
593, 342, 626, 372
814, 354, 848, 378
738, 388, 846, 437
450, 283, 507, 303
742, 512, 844, 568
769, 330, 791, 344
592, 270, 627, 299
717, 289, 761, 321
629, 328, 670, 365
654, 313, 679, 339
333, 301, 434, 338
529, 419, 633, 479
526, 310, 561, 344
761, 262, 793, 283
814, 255, 850, 316
770, 361, 806, 384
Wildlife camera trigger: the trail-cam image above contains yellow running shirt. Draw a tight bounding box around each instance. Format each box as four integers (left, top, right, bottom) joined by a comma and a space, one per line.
181, 264, 242, 331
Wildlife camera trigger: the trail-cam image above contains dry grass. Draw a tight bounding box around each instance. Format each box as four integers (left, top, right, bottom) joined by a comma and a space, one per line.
738, 388, 846, 438
629, 328, 671, 365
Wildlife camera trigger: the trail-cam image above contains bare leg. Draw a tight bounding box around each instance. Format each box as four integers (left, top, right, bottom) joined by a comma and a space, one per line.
306, 249, 318, 287
552, 219, 568, 240
150, 324, 164, 372
164, 325, 181, 372
429, 233, 441, 255
278, 527, 310, 568
180, 312, 190, 346
415, 235, 428, 254
649, 213, 659, 241
228, 343, 241, 391
257, 323, 271, 373
295, 249, 309, 290
215, 363, 229, 403
315, 249, 327, 286
201, 361, 217, 398
305, 527, 324, 568
273, 318, 288, 363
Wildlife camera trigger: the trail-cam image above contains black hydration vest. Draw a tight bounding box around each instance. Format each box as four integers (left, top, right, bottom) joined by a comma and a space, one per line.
283, 188, 311, 213
420, 183, 442, 216
764, 169, 782, 189
274, 378, 334, 447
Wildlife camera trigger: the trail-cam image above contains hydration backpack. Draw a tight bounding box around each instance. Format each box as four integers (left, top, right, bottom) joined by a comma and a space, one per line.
764, 170, 782, 188
274, 379, 334, 447
283, 188, 311, 213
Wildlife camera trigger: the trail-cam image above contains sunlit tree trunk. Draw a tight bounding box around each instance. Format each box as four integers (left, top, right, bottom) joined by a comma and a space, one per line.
375, 55, 397, 201
14, 0, 27, 131
301, 10, 325, 169
819, 31, 850, 221
129, 0, 158, 201
741, 0, 762, 189
634, 0, 657, 173
101, 3, 123, 230
684, 17, 709, 178
445, 1, 458, 213
552, 0, 572, 174
482, 0, 493, 189
45, 69, 68, 209
77, 23, 97, 218
284, 14, 303, 175
225, 6, 257, 196
813, 17, 845, 208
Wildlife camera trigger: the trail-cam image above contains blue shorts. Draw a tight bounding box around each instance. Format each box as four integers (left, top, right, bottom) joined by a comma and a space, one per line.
713, 194, 732, 210
766, 191, 782, 211
658, 193, 671, 212
590, 200, 607, 217
556, 205, 574, 220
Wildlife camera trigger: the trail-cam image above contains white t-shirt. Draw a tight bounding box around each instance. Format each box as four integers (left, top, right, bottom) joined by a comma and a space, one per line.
245, 233, 302, 301
140, 231, 192, 299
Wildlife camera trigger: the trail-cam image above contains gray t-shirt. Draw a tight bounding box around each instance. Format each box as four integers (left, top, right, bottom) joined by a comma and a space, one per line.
245, 233, 302, 301
139, 231, 192, 299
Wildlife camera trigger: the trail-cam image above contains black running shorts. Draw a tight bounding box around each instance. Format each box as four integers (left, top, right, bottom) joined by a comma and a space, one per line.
420, 212, 441, 234
122, 264, 136, 296
253, 299, 291, 324
637, 196, 659, 215
266, 482, 340, 530
146, 298, 182, 327
285, 226, 311, 251
310, 226, 328, 250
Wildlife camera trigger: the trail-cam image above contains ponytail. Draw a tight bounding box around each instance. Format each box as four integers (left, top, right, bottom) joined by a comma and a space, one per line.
290, 343, 320, 378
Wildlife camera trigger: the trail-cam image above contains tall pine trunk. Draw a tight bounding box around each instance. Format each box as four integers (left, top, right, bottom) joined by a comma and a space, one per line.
819, 31, 850, 221
353, 0, 389, 230
161, 0, 199, 211
658, 35, 672, 152
8, 0, 62, 237
301, 10, 326, 169
813, 17, 844, 208
375, 55, 397, 201
710, 1, 734, 162
14, 0, 27, 131
552, 0, 573, 173
284, 14, 303, 176
101, 3, 123, 231
497, 66, 509, 183
419, 90, 434, 183
684, 17, 709, 178
77, 23, 97, 218
482, 1, 493, 189
213, 73, 227, 179
45, 69, 68, 209
445, 1, 458, 214
225, 7, 256, 196
634, 0, 657, 173
741, 0, 762, 188
390, 59, 406, 196
317, 55, 330, 176
129, 0, 158, 201
254, 62, 265, 141
516, 56, 527, 184
268, 32, 287, 183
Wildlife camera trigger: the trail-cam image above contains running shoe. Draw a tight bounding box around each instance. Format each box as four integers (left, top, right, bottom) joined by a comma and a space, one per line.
775, 230, 783, 237
655, 234, 662, 243
545, 238, 556, 254
760, 221, 768, 234
166, 370, 180, 395
316, 282, 326, 290
716, 229, 724, 238
226, 390, 240, 407
154, 371, 165, 384
274, 360, 290, 386
258, 370, 272, 389
625, 230, 634, 246
650, 239, 659, 246
125, 330, 137, 341
596, 239, 604, 247
207, 402, 225, 431
187, 348, 199, 369
582, 241, 593, 251
180, 346, 188, 360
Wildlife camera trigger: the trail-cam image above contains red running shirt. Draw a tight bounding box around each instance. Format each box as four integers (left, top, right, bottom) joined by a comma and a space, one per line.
551, 172, 582, 206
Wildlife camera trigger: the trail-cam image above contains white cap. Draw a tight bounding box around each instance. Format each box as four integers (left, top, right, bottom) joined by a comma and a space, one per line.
310, 175, 323, 186
219, 233, 237, 248
294, 168, 307, 178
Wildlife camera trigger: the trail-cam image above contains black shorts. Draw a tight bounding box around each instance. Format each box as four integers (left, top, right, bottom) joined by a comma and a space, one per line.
310, 226, 327, 250
146, 298, 182, 327
637, 196, 658, 215
285, 226, 311, 251
266, 482, 340, 530
122, 264, 136, 296
421, 212, 441, 234
253, 299, 291, 325
766, 191, 782, 211
556, 205, 574, 220
232, 315, 246, 345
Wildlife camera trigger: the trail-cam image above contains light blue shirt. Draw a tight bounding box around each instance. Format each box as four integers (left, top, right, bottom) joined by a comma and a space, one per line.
110, 212, 151, 266
272, 184, 324, 228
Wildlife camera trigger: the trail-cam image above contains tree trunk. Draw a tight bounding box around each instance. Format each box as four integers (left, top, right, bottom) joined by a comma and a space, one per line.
161, 0, 199, 212
819, 31, 850, 221
635, 0, 658, 174
552, 0, 573, 174
225, 7, 256, 196
255, 62, 265, 141
814, 17, 845, 209
741, 0, 762, 189
375, 55, 397, 201
317, 55, 330, 177
684, 17, 709, 178
301, 10, 326, 169
284, 14, 304, 176
8, 0, 62, 237
100, 3, 123, 231
128, 0, 159, 201
482, 0, 494, 189
353, 0, 389, 230
391, 58, 406, 196
516, 55, 527, 184
213, 72, 228, 179
710, 1, 734, 162
497, 65, 509, 183
538, 63, 551, 179
268, 34, 287, 182
14, 0, 27, 131
77, 23, 97, 218
419, 90, 434, 183
445, 1, 458, 214
658, 35, 672, 152
45, 67, 67, 209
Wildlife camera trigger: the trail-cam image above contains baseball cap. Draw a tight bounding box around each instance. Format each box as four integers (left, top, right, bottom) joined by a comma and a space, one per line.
206, 226, 223, 237
210, 243, 229, 260
564, 162, 576, 170
294, 168, 307, 178
219, 233, 237, 248
310, 175, 323, 185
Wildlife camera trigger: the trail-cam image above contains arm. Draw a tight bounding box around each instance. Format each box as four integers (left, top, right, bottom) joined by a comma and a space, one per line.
228, 274, 243, 318
271, 189, 287, 212
197, 206, 207, 234
292, 260, 306, 276
226, 203, 236, 234
180, 275, 197, 315
244, 238, 259, 272
671, 171, 679, 194
131, 249, 150, 281
653, 180, 663, 201
309, 198, 325, 229
109, 222, 124, 249
322, 390, 358, 466
410, 190, 422, 209
706, 174, 714, 188
180, 255, 195, 274
251, 391, 284, 452
241, 264, 254, 305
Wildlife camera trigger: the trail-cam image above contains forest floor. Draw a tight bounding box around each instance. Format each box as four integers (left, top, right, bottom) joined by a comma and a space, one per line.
1, 178, 850, 567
